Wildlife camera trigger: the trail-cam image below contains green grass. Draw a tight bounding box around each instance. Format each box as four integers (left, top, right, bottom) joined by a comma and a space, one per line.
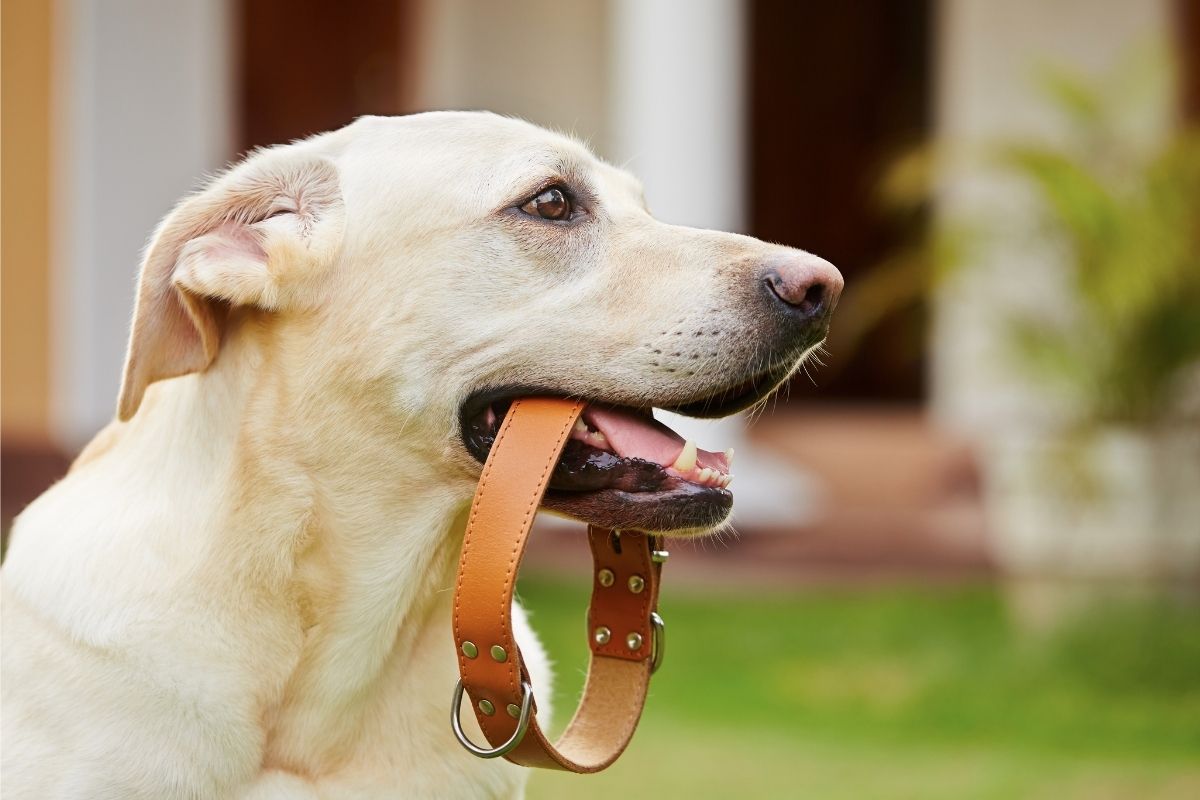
517, 577, 1200, 799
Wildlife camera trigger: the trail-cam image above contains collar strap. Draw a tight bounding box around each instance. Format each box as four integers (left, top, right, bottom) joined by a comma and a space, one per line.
450, 397, 665, 772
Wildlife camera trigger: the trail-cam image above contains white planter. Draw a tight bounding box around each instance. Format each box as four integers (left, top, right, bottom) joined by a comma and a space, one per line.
983, 427, 1200, 579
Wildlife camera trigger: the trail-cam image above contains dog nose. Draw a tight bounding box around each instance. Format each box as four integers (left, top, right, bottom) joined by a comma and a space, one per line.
761, 253, 843, 322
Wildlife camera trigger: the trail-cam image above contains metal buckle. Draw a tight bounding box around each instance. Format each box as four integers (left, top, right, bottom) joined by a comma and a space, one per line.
650, 611, 666, 674
451, 678, 533, 759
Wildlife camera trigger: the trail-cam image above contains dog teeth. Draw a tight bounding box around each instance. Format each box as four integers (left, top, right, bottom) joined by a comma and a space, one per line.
573, 419, 588, 434
671, 441, 735, 488
724, 448, 735, 467
673, 440, 698, 473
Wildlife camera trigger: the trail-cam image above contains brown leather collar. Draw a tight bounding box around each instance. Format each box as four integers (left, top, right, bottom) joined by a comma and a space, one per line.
451, 397, 666, 772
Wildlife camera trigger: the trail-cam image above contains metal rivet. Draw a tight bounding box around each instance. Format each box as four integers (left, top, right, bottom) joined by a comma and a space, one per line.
597, 568, 615, 587
461, 641, 478, 659
627, 574, 645, 594
626, 632, 644, 650
490, 645, 507, 662
507, 703, 521, 718
478, 699, 495, 716
593, 626, 611, 645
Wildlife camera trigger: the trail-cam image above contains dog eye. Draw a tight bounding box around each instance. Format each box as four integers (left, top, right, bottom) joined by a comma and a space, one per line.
520, 186, 572, 221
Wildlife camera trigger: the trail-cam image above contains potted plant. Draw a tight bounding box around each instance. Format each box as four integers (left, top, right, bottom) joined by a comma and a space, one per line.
983, 67, 1200, 579
844, 61, 1200, 579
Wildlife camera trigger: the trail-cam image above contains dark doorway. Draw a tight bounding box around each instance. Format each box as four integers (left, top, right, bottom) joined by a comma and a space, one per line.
237, 0, 417, 154
748, 0, 933, 403
1181, 0, 1200, 120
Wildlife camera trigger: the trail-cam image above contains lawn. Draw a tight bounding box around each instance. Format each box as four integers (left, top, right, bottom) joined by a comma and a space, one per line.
517, 576, 1200, 799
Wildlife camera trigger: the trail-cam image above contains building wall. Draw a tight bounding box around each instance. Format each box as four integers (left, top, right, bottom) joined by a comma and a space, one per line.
1, 0, 55, 441
54, 0, 233, 446
415, 0, 612, 156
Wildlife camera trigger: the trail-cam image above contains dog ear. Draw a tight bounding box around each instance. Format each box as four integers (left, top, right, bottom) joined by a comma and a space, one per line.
117, 151, 342, 421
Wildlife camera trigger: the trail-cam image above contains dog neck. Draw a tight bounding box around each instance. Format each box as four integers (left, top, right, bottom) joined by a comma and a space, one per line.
63, 321, 479, 774
230, 328, 479, 770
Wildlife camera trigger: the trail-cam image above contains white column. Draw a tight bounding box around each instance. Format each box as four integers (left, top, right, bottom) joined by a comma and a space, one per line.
52, 0, 233, 447
609, 0, 819, 528
609, 0, 745, 233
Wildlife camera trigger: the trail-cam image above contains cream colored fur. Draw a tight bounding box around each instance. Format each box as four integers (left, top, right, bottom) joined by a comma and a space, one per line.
2, 112, 826, 798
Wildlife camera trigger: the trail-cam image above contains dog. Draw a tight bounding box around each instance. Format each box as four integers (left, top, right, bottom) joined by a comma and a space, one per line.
1, 112, 841, 798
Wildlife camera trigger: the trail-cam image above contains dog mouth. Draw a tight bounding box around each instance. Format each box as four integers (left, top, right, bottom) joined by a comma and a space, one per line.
459, 365, 794, 534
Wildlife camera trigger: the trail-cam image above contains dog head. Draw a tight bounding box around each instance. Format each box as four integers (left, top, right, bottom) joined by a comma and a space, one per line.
118, 112, 841, 536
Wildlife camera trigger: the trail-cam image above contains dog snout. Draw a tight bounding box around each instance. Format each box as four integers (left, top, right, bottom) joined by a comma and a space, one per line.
761, 253, 843, 325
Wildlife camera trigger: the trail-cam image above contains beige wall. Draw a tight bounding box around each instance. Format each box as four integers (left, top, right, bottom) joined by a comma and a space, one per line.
414, 0, 612, 156
1, 0, 54, 440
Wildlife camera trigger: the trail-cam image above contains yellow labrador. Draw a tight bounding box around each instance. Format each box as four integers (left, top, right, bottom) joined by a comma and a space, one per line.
1, 112, 841, 798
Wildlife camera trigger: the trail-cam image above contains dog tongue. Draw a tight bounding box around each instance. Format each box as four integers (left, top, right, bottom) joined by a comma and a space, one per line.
582, 405, 729, 473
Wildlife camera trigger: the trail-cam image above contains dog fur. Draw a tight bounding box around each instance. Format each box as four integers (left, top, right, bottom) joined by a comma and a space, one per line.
1, 112, 838, 798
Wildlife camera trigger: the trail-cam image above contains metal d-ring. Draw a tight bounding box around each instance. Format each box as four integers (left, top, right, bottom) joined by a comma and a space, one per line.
650, 611, 666, 674
451, 678, 533, 759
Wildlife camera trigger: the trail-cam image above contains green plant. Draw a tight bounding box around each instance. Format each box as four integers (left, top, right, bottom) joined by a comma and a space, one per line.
842, 57, 1200, 428
999, 69, 1200, 425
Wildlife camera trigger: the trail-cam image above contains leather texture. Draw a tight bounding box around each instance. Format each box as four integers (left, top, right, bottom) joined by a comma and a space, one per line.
452, 397, 662, 772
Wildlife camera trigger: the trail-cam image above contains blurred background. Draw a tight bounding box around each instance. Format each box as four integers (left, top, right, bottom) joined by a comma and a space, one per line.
2, 1, 1198, 797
